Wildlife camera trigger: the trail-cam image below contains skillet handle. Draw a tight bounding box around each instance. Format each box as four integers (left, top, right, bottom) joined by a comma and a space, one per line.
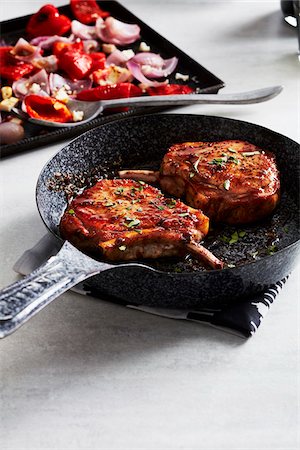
0, 241, 110, 338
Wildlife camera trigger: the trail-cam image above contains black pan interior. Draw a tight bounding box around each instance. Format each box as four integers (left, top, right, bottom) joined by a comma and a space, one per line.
35, 114, 300, 308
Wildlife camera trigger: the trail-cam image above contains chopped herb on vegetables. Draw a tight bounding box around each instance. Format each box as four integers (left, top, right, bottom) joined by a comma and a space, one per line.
115, 187, 124, 195
104, 202, 114, 207
68, 209, 75, 215
179, 212, 189, 217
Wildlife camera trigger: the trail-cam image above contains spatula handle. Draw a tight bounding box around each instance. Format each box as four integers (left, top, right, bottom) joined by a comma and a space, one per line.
0, 241, 108, 338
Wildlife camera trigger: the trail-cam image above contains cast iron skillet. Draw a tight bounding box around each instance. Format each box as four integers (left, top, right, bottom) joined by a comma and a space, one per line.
0, 114, 299, 338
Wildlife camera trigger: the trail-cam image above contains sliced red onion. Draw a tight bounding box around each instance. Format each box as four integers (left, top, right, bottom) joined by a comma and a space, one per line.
71, 20, 96, 40
32, 55, 58, 73
141, 57, 178, 79
106, 49, 134, 67
126, 61, 168, 87
96, 17, 140, 46
130, 52, 164, 68
83, 39, 99, 53
30, 35, 73, 50
12, 69, 50, 99
10, 38, 42, 62
49, 73, 92, 96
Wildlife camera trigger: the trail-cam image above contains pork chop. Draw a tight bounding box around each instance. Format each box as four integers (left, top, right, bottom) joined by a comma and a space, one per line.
119, 140, 280, 224
60, 178, 223, 269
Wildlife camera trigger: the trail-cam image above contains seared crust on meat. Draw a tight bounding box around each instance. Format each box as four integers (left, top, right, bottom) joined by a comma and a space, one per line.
60, 179, 223, 268
158, 140, 280, 224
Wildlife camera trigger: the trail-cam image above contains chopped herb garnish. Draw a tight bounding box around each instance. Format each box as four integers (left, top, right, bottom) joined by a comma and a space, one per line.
126, 206, 132, 211
283, 226, 289, 233
137, 207, 143, 212
267, 245, 278, 255
134, 229, 142, 234
179, 212, 189, 217
228, 155, 239, 165
242, 151, 260, 157
166, 199, 176, 208
104, 202, 114, 207
229, 231, 239, 244
118, 245, 126, 251
125, 218, 141, 228
192, 157, 201, 173
68, 209, 75, 215
224, 179, 230, 190
115, 187, 124, 195
228, 147, 237, 153
238, 230, 246, 238
138, 181, 145, 186
209, 157, 227, 167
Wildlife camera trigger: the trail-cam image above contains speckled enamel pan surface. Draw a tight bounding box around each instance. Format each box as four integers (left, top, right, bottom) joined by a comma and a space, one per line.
36, 114, 300, 309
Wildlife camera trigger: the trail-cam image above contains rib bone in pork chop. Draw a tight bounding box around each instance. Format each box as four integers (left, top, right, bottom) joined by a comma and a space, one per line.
119, 140, 280, 224
60, 178, 223, 269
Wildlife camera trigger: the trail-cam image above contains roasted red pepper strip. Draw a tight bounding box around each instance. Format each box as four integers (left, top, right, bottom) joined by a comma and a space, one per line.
58, 50, 93, 80
70, 0, 109, 24
26, 4, 71, 38
24, 95, 73, 123
89, 52, 106, 71
0, 47, 35, 81
77, 83, 142, 101
53, 40, 84, 57
147, 84, 194, 96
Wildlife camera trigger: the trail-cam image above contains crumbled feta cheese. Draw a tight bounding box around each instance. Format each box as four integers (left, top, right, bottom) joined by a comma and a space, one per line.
122, 49, 135, 60
1, 86, 12, 99
0, 98, 18, 112
102, 43, 117, 54
0, 97, 19, 112
72, 110, 84, 122
175, 72, 189, 82
139, 42, 150, 52
29, 83, 41, 94
54, 87, 70, 103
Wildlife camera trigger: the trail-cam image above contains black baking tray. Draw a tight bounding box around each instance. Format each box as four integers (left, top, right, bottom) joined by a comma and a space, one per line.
0, 1, 225, 158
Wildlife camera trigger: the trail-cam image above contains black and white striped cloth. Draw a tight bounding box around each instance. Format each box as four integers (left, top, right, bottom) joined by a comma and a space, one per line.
13, 233, 289, 338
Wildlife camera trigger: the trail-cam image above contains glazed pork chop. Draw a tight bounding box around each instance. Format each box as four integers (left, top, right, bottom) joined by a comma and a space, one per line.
60, 178, 223, 269
119, 140, 280, 224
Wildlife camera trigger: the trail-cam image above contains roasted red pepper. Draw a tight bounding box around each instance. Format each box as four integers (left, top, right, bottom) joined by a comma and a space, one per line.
89, 52, 106, 71
53, 40, 83, 57
26, 4, 71, 38
0, 47, 35, 81
58, 50, 93, 80
70, 0, 109, 24
24, 95, 73, 123
147, 84, 194, 96
77, 83, 142, 101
